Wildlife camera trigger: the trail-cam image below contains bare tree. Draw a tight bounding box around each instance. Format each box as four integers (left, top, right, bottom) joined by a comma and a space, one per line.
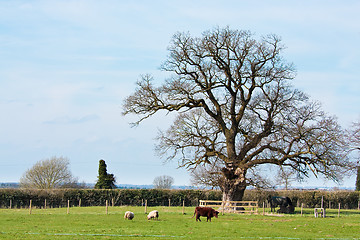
20, 156, 78, 189
348, 119, 360, 153
153, 175, 174, 189
190, 163, 223, 190
274, 166, 299, 190
123, 27, 355, 201
347, 119, 360, 190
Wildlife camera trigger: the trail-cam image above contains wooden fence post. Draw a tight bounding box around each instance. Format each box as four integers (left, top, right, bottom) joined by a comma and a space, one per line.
262, 202, 265, 216
79, 199, 81, 208
29, 200, 32, 215
44, 199, 47, 209
9, 199, 12, 209
112, 198, 114, 207
168, 199, 171, 207
301, 203, 303, 216
67, 200, 70, 214
221, 201, 225, 215
106, 200, 108, 215
338, 203, 341, 218
182, 200, 185, 215
145, 200, 148, 214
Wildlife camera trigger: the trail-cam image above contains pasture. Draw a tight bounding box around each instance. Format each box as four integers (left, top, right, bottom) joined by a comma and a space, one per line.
0, 206, 360, 239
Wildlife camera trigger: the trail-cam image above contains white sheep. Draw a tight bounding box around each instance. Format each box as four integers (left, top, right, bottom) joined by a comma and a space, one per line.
124, 211, 134, 220
147, 210, 159, 220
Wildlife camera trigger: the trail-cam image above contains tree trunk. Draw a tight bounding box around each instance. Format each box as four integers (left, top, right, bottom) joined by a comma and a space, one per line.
222, 180, 247, 202
221, 167, 247, 202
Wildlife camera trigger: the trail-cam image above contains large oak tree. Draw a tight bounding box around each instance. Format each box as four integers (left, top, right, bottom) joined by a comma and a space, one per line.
123, 27, 354, 201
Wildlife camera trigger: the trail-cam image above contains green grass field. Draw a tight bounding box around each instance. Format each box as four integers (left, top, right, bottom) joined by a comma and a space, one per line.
1, 206, 360, 239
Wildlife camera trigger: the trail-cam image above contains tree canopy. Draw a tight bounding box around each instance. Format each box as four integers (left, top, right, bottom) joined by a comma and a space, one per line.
123, 27, 355, 201
20, 156, 78, 189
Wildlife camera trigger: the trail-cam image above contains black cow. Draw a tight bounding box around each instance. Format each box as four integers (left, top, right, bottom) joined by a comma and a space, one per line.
267, 196, 294, 213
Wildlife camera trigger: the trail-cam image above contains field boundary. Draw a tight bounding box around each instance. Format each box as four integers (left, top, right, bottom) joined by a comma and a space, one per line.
199, 200, 258, 214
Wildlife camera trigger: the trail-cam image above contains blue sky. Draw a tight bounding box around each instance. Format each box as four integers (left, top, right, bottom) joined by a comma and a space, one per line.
0, 0, 359, 188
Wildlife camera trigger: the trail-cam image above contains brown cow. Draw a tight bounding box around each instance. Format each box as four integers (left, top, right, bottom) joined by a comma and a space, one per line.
192, 206, 219, 222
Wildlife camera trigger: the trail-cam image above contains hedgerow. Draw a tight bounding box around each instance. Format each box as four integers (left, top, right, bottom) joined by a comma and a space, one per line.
0, 188, 222, 208
243, 189, 360, 209
0, 188, 359, 209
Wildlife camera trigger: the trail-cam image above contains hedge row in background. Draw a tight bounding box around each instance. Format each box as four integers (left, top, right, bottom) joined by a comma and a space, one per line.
1, 189, 360, 209
0, 189, 221, 209
243, 190, 360, 209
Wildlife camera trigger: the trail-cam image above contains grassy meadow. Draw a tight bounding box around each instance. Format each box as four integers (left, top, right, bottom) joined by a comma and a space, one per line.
1, 206, 360, 239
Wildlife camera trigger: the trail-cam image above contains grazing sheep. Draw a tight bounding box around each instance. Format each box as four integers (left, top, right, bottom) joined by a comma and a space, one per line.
147, 210, 159, 220
124, 211, 134, 220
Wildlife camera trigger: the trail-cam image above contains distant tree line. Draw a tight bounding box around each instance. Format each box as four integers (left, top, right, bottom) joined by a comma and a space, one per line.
0, 183, 19, 188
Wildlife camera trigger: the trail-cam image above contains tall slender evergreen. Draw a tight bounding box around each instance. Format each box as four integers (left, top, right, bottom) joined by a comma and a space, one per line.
356, 166, 360, 191
95, 159, 116, 189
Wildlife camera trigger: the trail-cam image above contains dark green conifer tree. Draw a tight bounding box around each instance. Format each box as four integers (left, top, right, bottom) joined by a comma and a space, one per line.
356, 166, 360, 191
95, 159, 116, 189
